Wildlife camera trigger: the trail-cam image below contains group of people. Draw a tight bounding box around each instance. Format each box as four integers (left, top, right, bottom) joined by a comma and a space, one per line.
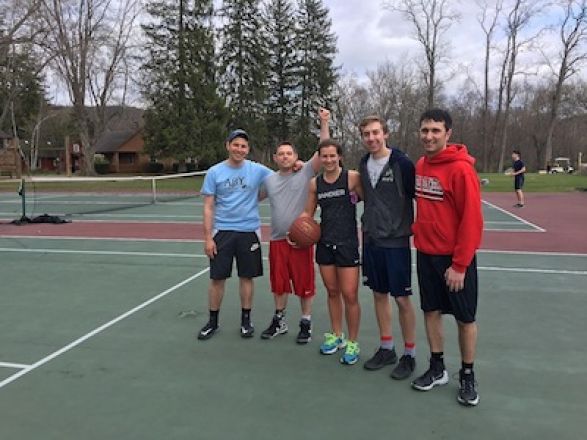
197, 107, 483, 407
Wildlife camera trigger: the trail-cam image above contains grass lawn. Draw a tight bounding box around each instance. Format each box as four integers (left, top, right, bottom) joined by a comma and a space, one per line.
479, 173, 587, 192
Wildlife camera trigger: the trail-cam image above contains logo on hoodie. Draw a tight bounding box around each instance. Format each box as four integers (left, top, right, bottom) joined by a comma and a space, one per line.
415, 175, 443, 201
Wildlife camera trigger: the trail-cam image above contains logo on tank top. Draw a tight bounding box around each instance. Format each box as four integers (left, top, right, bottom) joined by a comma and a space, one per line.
317, 188, 345, 200
415, 175, 443, 201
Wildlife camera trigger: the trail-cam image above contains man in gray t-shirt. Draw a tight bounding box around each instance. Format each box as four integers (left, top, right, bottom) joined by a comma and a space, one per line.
259, 108, 328, 344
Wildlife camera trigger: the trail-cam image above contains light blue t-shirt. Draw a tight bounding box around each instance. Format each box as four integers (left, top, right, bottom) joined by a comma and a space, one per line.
201, 160, 272, 232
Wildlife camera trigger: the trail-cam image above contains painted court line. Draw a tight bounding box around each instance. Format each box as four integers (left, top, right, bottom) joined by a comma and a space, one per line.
0, 362, 31, 369
0, 268, 210, 390
482, 200, 546, 232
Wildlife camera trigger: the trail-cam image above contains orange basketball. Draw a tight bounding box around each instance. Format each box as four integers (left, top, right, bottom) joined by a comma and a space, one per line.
288, 216, 321, 248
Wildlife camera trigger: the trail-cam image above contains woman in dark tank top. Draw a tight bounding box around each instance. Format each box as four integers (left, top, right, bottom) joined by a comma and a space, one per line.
302, 139, 364, 366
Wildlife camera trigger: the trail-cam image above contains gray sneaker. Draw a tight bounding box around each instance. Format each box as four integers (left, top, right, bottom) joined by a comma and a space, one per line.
457, 369, 479, 406
363, 347, 397, 370
412, 358, 449, 391
261, 315, 287, 339
390, 354, 416, 380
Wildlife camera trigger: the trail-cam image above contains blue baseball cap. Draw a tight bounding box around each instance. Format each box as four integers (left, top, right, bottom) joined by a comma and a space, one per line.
226, 129, 249, 143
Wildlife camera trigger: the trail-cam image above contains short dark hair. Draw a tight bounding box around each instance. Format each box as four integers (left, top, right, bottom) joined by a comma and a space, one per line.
419, 109, 453, 131
274, 141, 297, 154
512, 150, 521, 156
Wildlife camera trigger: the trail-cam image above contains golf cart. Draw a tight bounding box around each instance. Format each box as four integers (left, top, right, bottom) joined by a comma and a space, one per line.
548, 157, 574, 174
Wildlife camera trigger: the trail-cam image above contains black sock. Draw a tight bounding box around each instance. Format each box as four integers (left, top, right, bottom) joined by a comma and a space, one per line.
275, 309, 284, 317
209, 310, 219, 326
462, 362, 474, 374
431, 352, 444, 369
241, 308, 251, 325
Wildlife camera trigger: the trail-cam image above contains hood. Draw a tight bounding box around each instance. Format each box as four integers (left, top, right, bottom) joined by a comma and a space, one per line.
425, 144, 475, 166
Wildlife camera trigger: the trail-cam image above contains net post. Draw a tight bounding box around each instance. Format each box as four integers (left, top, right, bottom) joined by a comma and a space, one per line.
151, 178, 157, 203
19, 178, 26, 219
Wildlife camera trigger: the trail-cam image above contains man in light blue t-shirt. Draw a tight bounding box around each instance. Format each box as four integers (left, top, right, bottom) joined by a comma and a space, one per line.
197, 129, 272, 340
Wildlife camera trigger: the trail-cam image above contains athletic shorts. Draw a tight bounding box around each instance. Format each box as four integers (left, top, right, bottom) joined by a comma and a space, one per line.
416, 251, 478, 323
515, 175, 524, 190
209, 231, 263, 280
269, 239, 315, 298
362, 244, 412, 296
315, 242, 360, 267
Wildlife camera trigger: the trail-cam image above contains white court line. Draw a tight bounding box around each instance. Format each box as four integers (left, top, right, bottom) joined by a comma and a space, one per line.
0, 235, 203, 243
482, 200, 546, 232
0, 268, 210, 390
479, 266, 587, 276
479, 248, 587, 257
0, 362, 31, 369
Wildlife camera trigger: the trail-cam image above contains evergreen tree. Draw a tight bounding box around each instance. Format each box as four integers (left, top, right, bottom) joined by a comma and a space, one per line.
294, 0, 338, 158
142, 0, 228, 168
218, 0, 268, 160
264, 0, 298, 147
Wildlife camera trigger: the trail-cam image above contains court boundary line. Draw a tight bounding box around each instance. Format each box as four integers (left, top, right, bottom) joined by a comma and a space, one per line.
482, 199, 546, 232
0, 268, 210, 390
0, 362, 30, 369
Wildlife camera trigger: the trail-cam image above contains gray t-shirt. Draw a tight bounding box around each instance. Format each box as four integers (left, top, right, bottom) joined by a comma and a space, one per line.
265, 161, 315, 240
367, 153, 389, 187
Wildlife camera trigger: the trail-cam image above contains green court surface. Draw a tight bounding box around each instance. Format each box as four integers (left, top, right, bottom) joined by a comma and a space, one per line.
0, 237, 585, 439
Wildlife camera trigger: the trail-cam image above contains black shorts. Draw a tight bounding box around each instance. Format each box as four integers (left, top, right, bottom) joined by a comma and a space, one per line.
362, 244, 412, 296
210, 231, 263, 280
416, 251, 478, 323
315, 242, 360, 267
515, 175, 524, 190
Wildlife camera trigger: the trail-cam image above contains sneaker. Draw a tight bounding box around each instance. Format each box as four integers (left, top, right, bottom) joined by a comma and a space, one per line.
340, 340, 360, 365
411, 358, 449, 391
390, 354, 416, 380
261, 315, 288, 339
319, 332, 346, 355
296, 319, 312, 344
363, 347, 397, 370
513, 203, 524, 208
457, 369, 479, 406
197, 321, 218, 340
240, 321, 254, 338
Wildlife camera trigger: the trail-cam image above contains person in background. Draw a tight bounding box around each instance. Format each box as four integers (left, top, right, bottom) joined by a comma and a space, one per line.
510, 150, 526, 207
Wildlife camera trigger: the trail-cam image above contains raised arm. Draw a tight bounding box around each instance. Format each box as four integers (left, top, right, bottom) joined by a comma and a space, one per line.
303, 177, 318, 216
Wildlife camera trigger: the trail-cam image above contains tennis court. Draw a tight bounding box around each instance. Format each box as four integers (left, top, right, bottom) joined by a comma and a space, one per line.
0, 187, 585, 439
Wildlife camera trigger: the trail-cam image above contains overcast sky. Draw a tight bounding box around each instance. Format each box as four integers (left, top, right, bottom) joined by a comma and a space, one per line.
322, 0, 571, 89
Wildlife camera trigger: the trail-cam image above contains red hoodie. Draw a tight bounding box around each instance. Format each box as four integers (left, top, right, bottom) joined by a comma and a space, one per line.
413, 144, 483, 273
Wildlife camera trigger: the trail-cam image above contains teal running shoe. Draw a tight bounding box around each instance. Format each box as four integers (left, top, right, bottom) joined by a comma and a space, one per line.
320, 332, 346, 355
340, 340, 360, 365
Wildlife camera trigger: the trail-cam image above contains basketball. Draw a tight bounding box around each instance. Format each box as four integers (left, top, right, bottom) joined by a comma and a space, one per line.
288, 216, 321, 248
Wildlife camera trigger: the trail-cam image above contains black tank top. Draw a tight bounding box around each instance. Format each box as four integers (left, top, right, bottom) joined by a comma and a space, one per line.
316, 169, 358, 246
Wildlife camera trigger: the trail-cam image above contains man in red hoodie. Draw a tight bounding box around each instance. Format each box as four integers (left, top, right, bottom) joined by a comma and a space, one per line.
411, 109, 483, 407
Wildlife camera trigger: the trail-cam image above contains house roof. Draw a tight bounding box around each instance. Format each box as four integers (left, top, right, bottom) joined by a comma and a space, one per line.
94, 129, 140, 153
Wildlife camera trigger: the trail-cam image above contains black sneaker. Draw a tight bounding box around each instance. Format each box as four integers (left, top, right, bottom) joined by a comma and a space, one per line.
197, 321, 218, 340
296, 319, 312, 344
390, 354, 416, 380
261, 315, 288, 339
240, 321, 254, 338
457, 369, 479, 406
363, 347, 397, 370
411, 358, 449, 390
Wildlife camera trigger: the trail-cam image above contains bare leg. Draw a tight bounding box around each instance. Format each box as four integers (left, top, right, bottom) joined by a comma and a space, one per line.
424, 311, 444, 353
208, 279, 226, 310
373, 292, 391, 338
319, 265, 343, 335
300, 296, 313, 316
395, 296, 417, 346
239, 277, 253, 309
457, 321, 478, 364
274, 293, 288, 312
338, 266, 360, 341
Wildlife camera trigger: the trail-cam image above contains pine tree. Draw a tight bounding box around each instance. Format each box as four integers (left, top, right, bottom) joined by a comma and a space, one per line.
218, 0, 268, 159
294, 0, 338, 158
142, 0, 228, 168
264, 0, 298, 147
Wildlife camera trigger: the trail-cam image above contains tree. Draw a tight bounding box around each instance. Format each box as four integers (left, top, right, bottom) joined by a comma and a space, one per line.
542, 0, 587, 168
218, 0, 268, 157
264, 0, 298, 148
294, 0, 338, 158
384, 0, 460, 108
36, 0, 141, 175
142, 0, 228, 167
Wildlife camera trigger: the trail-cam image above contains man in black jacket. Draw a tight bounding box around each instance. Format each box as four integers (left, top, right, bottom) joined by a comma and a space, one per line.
358, 115, 417, 380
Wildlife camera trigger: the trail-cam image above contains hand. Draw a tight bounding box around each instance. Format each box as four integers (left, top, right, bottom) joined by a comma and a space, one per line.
285, 232, 299, 248
292, 159, 304, 172
444, 267, 465, 292
319, 107, 330, 122
204, 237, 217, 259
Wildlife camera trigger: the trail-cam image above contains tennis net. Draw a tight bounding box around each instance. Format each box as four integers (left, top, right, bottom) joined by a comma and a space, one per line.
0, 171, 206, 221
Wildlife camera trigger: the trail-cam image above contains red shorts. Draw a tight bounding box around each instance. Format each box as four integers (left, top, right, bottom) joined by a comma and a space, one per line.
269, 239, 315, 297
